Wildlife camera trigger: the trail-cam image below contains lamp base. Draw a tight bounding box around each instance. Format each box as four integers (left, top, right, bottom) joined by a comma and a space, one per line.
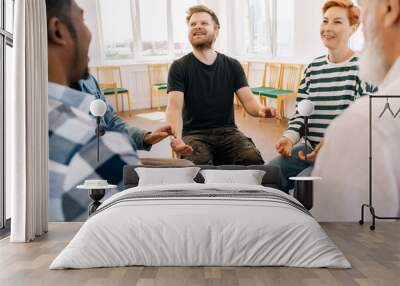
293, 180, 314, 210
88, 189, 105, 215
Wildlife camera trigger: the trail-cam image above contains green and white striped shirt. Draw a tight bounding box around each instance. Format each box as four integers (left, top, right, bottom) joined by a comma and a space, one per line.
283, 55, 376, 147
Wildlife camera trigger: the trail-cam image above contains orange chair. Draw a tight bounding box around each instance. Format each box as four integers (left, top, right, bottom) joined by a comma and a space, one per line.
96, 66, 131, 114
148, 64, 169, 110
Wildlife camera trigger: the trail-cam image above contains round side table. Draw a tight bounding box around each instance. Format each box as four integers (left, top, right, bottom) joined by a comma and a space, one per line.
289, 177, 321, 210
77, 184, 116, 215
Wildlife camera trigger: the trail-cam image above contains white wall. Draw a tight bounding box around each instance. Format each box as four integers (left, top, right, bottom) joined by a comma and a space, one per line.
77, 0, 102, 67
293, 0, 326, 62
202, 0, 229, 54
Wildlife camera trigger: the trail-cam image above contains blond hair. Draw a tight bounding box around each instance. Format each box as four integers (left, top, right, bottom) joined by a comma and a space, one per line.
186, 5, 220, 29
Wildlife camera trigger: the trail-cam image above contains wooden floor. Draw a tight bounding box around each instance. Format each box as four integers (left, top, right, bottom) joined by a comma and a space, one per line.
1, 222, 399, 286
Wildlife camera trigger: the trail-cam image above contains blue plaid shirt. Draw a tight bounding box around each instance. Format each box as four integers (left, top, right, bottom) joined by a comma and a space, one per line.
74, 74, 152, 151
48, 82, 140, 222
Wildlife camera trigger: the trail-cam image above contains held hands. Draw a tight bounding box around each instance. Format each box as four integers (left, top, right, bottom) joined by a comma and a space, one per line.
143, 125, 176, 145
143, 124, 193, 155
170, 137, 193, 156
258, 106, 276, 118
275, 137, 293, 157
298, 141, 324, 162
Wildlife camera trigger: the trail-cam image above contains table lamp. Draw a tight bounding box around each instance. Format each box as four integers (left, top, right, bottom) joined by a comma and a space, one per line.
297, 99, 315, 160
89, 99, 107, 162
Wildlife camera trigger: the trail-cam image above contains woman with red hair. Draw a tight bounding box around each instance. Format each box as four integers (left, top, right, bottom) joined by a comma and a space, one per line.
268, 0, 376, 193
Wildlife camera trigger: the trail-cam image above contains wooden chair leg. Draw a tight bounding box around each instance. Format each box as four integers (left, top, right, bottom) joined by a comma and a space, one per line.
126, 91, 132, 116
121, 93, 125, 113
276, 98, 284, 120
259, 96, 268, 122
114, 93, 119, 113
157, 90, 161, 111
150, 88, 153, 110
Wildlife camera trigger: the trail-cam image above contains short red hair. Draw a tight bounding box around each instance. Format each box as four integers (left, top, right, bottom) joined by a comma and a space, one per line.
322, 0, 360, 27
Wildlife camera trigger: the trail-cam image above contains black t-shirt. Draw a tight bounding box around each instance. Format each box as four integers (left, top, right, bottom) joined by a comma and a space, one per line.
167, 52, 248, 132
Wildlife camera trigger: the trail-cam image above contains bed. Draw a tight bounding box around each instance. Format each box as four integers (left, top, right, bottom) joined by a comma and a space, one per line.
50, 165, 350, 269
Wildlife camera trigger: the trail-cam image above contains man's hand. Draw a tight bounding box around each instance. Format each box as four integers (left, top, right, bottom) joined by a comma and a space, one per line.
170, 137, 193, 156
275, 137, 293, 157
298, 141, 324, 162
143, 125, 176, 146
258, 106, 276, 118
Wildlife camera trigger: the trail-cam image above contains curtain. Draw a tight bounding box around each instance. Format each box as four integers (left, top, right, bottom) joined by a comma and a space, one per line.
246, 0, 274, 56
8, 0, 48, 242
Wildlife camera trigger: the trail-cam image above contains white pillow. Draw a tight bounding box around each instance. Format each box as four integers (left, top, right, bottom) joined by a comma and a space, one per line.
135, 167, 201, 186
200, 169, 266, 185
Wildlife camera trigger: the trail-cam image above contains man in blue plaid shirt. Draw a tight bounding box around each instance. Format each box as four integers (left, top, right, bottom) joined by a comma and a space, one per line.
46, 0, 184, 221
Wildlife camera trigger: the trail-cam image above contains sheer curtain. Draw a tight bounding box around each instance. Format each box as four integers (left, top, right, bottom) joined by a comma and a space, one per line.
245, 0, 274, 56
8, 0, 48, 242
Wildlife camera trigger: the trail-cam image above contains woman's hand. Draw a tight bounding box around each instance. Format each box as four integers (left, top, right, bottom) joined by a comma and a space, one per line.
298, 141, 324, 162
275, 137, 293, 157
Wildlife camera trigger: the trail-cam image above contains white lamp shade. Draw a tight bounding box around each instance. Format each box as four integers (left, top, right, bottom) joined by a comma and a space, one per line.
298, 99, 314, 117
90, 99, 107, 117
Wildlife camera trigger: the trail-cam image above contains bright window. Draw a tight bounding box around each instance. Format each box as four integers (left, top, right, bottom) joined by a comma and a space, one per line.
5, 44, 12, 220
246, 0, 273, 56
139, 0, 169, 56
276, 0, 294, 57
99, 0, 135, 60
5, 0, 14, 33
98, 0, 201, 61
245, 0, 295, 57
1, 0, 14, 229
171, 0, 197, 57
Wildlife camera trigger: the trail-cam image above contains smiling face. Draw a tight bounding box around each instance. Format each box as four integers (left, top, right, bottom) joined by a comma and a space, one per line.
188, 12, 219, 50
47, 0, 92, 84
320, 6, 356, 51
69, 0, 92, 81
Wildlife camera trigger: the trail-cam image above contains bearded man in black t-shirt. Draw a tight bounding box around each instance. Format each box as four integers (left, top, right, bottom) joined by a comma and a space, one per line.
166, 5, 276, 165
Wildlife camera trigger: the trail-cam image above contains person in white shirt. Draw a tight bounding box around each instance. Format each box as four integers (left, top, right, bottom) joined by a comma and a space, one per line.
312, 0, 400, 221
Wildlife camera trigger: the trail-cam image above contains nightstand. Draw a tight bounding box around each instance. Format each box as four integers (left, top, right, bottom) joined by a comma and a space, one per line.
289, 177, 321, 210
77, 184, 116, 215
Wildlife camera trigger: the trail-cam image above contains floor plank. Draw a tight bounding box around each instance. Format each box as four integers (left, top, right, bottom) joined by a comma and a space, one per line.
1, 222, 399, 286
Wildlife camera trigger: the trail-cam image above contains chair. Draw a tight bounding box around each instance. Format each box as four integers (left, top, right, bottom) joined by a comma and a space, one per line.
236, 61, 251, 117
250, 63, 282, 111
241, 61, 250, 79
251, 63, 303, 119
148, 64, 169, 111
96, 66, 131, 114
268, 63, 304, 119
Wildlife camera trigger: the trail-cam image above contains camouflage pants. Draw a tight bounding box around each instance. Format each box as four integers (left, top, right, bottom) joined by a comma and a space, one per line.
182, 127, 264, 166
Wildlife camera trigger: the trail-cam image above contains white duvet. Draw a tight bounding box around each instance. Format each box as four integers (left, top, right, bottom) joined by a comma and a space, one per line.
50, 183, 350, 269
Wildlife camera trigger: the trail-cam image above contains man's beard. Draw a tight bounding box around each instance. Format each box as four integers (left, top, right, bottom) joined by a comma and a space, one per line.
190, 33, 215, 51
72, 41, 90, 81
192, 41, 213, 51
358, 14, 387, 85
82, 66, 90, 80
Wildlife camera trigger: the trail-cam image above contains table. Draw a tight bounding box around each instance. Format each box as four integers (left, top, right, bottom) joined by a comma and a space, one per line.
289, 177, 321, 210
77, 184, 116, 215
